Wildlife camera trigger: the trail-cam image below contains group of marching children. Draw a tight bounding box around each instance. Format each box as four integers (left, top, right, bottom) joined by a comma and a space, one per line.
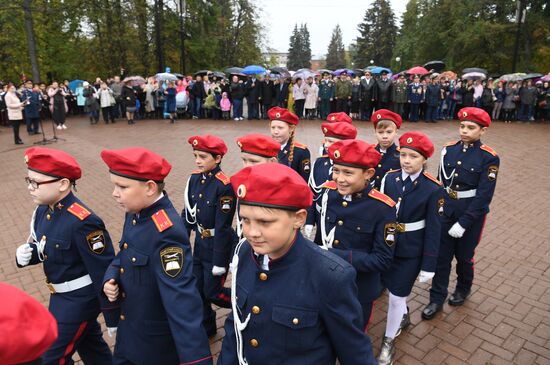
14, 103, 498, 365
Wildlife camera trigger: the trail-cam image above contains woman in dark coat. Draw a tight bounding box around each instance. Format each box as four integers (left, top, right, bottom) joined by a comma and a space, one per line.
164, 81, 177, 123
121, 81, 137, 124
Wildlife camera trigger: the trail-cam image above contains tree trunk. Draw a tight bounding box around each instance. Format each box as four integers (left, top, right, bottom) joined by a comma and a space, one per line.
22, 0, 40, 81
154, 0, 164, 72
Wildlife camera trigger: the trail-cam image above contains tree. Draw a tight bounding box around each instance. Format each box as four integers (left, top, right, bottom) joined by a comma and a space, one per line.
300, 24, 312, 68
354, 0, 397, 68
325, 25, 346, 69
287, 23, 311, 70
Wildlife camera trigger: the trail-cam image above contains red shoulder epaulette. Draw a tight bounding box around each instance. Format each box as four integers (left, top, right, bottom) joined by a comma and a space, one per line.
445, 140, 459, 147
191, 170, 201, 174
322, 181, 337, 190
293, 141, 307, 149
215, 171, 230, 185
67, 203, 91, 221
151, 209, 173, 232
368, 189, 396, 207
387, 169, 401, 174
480, 144, 497, 156
423, 171, 443, 186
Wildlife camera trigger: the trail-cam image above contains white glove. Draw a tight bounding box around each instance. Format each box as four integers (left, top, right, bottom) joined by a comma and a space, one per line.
16, 244, 33, 266
212, 265, 227, 276
448, 222, 466, 238
107, 327, 117, 338
418, 270, 435, 283
304, 225, 314, 238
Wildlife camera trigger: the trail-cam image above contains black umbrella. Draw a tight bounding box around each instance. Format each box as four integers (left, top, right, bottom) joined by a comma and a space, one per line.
270, 67, 291, 78
194, 70, 211, 76
211, 71, 226, 79
354, 68, 365, 76
423, 60, 446, 73
172, 73, 184, 80
462, 67, 487, 75
523, 73, 544, 80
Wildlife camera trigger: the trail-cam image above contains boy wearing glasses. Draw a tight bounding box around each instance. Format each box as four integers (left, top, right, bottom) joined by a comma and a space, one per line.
16, 147, 119, 365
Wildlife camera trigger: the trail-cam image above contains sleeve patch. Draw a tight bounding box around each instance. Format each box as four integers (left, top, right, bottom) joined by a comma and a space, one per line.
67, 203, 91, 220
86, 230, 105, 254
480, 144, 498, 156
151, 209, 173, 232
302, 158, 311, 173
438, 198, 445, 216
384, 223, 397, 247
160, 246, 184, 277
368, 189, 396, 207
215, 171, 231, 185
220, 196, 234, 214
488, 165, 499, 181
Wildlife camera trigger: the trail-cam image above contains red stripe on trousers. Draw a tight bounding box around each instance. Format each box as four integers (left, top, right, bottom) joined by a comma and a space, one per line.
59, 321, 88, 365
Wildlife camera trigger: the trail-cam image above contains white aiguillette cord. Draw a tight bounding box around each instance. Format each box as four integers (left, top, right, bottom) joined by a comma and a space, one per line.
27, 207, 46, 262
320, 189, 335, 250
439, 147, 456, 193
230, 237, 251, 365
183, 176, 197, 225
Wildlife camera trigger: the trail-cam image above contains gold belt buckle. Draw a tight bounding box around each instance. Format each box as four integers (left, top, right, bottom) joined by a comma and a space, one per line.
46, 281, 56, 294
396, 223, 406, 233
201, 229, 212, 239
447, 189, 458, 200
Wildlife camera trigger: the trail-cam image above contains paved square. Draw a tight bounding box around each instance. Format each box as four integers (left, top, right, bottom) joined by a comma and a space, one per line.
1, 116, 549, 364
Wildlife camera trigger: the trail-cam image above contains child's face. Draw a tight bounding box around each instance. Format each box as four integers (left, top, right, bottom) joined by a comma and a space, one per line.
109, 174, 155, 213
27, 170, 66, 205
332, 164, 374, 195
323, 136, 340, 151
193, 151, 220, 173
240, 152, 274, 167
239, 205, 305, 260
270, 120, 292, 144
459, 121, 486, 144
400, 148, 425, 175
375, 123, 398, 149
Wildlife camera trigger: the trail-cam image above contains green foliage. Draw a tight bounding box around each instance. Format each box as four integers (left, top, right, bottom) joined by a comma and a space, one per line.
287, 23, 312, 70
325, 25, 346, 70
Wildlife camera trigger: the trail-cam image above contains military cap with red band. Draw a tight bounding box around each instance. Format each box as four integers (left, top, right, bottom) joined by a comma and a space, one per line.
399, 131, 435, 158
326, 112, 353, 124
231, 163, 312, 210
24, 147, 82, 180
458, 107, 491, 127
236, 134, 280, 158
321, 122, 357, 140
100, 147, 172, 182
267, 106, 299, 125
188, 134, 228, 156
371, 108, 403, 129
0, 282, 58, 365
328, 139, 381, 169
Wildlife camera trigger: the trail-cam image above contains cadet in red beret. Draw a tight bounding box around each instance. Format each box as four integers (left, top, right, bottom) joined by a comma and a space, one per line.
101, 147, 213, 365
236, 133, 280, 167
218, 163, 377, 365
268, 106, 311, 182
0, 282, 58, 365
422, 106, 500, 321
327, 112, 353, 124
311, 139, 397, 330
183, 134, 236, 337
377, 132, 444, 365
371, 109, 402, 190
17, 147, 118, 365
305, 122, 358, 240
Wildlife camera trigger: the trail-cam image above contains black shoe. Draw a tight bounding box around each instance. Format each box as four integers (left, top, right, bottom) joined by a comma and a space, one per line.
448, 290, 470, 306
421, 302, 442, 320
15, 140, 24, 145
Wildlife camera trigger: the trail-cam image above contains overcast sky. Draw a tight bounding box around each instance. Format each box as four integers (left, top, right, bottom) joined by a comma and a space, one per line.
257, 0, 408, 57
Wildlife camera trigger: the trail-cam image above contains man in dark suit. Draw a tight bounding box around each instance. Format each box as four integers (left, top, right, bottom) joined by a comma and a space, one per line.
360, 70, 376, 120
375, 70, 393, 110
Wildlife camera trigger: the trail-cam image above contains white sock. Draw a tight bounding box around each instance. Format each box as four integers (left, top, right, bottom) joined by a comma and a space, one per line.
384, 292, 408, 339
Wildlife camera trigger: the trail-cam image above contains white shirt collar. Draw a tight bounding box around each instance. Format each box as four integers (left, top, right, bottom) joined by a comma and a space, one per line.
401, 170, 421, 182
280, 142, 287, 150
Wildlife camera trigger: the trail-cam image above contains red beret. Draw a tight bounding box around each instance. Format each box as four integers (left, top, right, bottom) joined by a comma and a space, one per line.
326, 112, 353, 124
328, 140, 381, 169
0, 282, 58, 364
268, 107, 299, 125
188, 135, 228, 156
458, 107, 491, 127
231, 163, 312, 210
24, 147, 82, 180
371, 109, 402, 129
399, 131, 434, 158
101, 147, 172, 182
321, 122, 357, 140
236, 134, 280, 158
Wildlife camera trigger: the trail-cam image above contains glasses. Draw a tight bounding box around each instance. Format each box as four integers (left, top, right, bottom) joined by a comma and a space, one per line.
25, 177, 62, 189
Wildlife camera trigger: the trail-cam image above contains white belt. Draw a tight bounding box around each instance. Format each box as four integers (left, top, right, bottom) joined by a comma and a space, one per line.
396, 220, 425, 233
446, 188, 477, 199
198, 226, 215, 238
47, 274, 92, 294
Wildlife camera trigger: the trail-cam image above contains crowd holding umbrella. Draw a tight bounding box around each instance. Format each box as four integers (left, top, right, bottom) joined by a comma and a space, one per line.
123, 75, 146, 86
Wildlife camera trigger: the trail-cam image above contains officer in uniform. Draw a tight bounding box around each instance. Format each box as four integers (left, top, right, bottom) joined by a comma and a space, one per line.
377, 132, 444, 365
305, 115, 357, 241
422, 107, 500, 320
182, 135, 236, 336
268, 106, 311, 182
218, 163, 377, 365
407, 75, 424, 122
16, 147, 118, 365
315, 139, 397, 329
318, 71, 335, 119
101, 147, 213, 365
371, 109, 402, 190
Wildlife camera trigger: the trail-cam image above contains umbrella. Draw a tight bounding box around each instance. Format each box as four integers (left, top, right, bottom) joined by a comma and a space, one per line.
440, 71, 457, 80
270, 67, 291, 78
243, 65, 266, 75
293, 70, 316, 80
172, 73, 184, 80
123, 76, 146, 86
68, 79, 84, 92
333, 69, 355, 77
370, 66, 392, 75
462, 67, 487, 75
354, 68, 365, 76
541, 74, 550, 82
423, 60, 446, 73
462, 72, 487, 80
194, 70, 211, 76
523, 73, 543, 80
211, 71, 226, 79
318, 69, 333, 75
498, 73, 526, 82
406, 66, 429, 75
225, 67, 245, 76
155, 73, 178, 82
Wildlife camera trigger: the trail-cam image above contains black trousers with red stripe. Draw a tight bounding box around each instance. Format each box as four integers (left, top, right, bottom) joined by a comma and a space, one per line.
42, 319, 111, 365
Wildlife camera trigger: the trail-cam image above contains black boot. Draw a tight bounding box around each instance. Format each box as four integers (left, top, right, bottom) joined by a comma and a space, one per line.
421, 302, 443, 320
448, 290, 471, 306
